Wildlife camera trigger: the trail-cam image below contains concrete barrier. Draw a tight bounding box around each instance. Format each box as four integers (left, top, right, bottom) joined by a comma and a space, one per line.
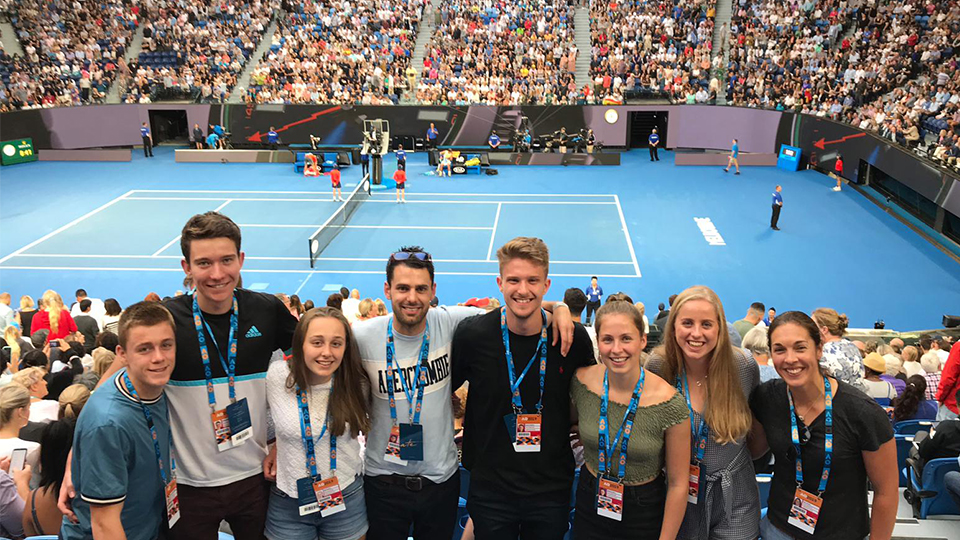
674, 151, 778, 167
38, 148, 132, 162
175, 149, 295, 163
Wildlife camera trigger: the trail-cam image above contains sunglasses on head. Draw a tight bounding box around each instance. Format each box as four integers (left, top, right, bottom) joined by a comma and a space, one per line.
390, 251, 432, 262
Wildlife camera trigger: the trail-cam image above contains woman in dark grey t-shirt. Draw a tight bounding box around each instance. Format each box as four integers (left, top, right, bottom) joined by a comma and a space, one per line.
749, 311, 897, 540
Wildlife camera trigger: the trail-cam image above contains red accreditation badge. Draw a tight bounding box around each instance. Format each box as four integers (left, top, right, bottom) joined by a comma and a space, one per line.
787, 487, 822, 534
211, 409, 232, 452
384, 424, 407, 465
596, 478, 624, 521
165, 479, 181, 528
313, 476, 346, 517
513, 413, 542, 453
687, 464, 701, 504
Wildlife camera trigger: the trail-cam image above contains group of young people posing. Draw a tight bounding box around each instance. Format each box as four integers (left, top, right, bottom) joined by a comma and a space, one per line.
57, 212, 898, 540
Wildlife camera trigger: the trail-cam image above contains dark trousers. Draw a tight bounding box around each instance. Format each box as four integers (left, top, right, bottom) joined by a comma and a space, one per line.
468, 480, 570, 540
362, 160, 370, 176
427, 138, 437, 149
771, 204, 781, 228
585, 300, 601, 324
142, 136, 153, 157
170, 474, 269, 540
572, 466, 666, 540
649, 145, 659, 161
364, 471, 460, 540
398, 158, 406, 171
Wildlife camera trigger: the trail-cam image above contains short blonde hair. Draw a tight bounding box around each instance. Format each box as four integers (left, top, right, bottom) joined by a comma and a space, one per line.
92, 347, 116, 377
358, 298, 375, 319
11, 366, 45, 389
0, 384, 30, 427
19, 295, 35, 310
902, 345, 919, 363
496, 237, 549, 275
920, 352, 941, 373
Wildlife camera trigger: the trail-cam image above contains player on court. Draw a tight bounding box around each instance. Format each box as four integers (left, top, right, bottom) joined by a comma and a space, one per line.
394, 168, 407, 203
437, 150, 452, 178
324, 165, 343, 201
723, 138, 740, 175
303, 153, 320, 177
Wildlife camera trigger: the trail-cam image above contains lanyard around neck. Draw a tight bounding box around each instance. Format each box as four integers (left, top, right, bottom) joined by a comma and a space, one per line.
598, 367, 645, 481
192, 293, 239, 406
386, 317, 430, 425
296, 384, 336, 478
122, 371, 174, 485
788, 377, 834, 495
501, 307, 548, 415
676, 368, 709, 463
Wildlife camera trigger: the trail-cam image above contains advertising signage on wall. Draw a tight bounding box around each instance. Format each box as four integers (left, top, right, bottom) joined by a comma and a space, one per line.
1, 138, 37, 165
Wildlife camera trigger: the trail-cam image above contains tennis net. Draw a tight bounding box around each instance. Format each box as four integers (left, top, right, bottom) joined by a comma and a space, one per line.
307, 176, 371, 268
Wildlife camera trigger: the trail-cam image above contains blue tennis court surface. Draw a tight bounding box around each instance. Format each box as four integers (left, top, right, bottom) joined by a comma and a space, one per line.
2, 148, 959, 330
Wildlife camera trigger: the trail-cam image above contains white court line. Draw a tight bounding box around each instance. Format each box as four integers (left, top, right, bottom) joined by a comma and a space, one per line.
124, 197, 616, 205
130, 190, 615, 198
614, 194, 642, 278
0, 266, 640, 278
0, 190, 135, 265
486, 203, 502, 261
238, 224, 493, 230
150, 200, 232, 257
6, 253, 635, 265
294, 271, 315, 296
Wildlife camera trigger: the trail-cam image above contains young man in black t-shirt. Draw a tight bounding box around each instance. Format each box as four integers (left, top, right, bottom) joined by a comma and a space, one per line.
451, 237, 594, 540
162, 212, 298, 540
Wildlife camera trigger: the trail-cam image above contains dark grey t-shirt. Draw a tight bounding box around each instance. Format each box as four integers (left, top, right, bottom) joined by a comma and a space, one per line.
750, 379, 894, 540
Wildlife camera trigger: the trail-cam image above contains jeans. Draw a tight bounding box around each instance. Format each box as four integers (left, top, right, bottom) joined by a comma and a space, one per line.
467, 479, 570, 540
265, 477, 367, 540
759, 517, 794, 540
936, 404, 958, 421
945, 471, 960, 511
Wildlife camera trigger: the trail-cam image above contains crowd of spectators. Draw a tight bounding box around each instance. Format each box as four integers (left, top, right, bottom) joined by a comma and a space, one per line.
590, 0, 719, 105
0, 0, 138, 111
121, 0, 276, 104
245, 0, 423, 105
416, 0, 578, 105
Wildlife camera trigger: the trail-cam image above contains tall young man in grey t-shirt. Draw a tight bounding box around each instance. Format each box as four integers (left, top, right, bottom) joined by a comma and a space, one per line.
353, 246, 575, 540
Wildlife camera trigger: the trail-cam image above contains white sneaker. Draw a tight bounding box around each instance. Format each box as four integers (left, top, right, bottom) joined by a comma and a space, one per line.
832, 186, 841, 191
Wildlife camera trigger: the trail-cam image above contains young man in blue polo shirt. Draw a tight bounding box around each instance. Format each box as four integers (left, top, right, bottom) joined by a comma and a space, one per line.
62, 301, 178, 540
141, 122, 153, 158
648, 128, 660, 161
266, 127, 279, 151
724, 138, 740, 174
396, 144, 407, 170
771, 185, 783, 230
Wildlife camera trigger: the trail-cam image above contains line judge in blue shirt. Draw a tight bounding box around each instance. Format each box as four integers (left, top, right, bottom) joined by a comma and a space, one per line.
426, 123, 439, 149
266, 127, 279, 150
648, 128, 660, 161
488, 132, 501, 150
771, 185, 783, 231
396, 145, 407, 170
140, 123, 153, 158
724, 138, 740, 175
584, 276, 603, 325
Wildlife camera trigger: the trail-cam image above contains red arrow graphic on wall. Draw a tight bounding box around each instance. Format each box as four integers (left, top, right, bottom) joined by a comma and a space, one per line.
246, 105, 342, 142
813, 132, 867, 149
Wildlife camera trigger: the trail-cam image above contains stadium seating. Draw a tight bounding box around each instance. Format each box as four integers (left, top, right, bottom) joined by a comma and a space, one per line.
905, 457, 960, 518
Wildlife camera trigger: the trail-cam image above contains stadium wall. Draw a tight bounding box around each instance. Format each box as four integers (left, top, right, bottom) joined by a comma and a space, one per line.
2, 104, 957, 216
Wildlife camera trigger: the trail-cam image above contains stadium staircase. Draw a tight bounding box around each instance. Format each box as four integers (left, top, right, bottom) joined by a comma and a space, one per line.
0, 16, 24, 56
573, 5, 591, 91
105, 24, 145, 104
403, 0, 442, 104
229, 16, 279, 104
711, 0, 733, 106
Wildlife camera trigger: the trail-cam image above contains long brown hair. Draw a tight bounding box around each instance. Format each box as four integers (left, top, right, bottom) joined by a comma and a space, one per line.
286, 307, 371, 437
656, 286, 752, 444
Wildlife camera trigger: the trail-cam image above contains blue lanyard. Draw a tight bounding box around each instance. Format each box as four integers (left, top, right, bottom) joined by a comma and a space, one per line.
676, 369, 709, 463
192, 294, 239, 406
386, 318, 430, 425
296, 384, 336, 478
122, 371, 174, 485
501, 307, 548, 415
598, 367, 645, 482
789, 377, 833, 495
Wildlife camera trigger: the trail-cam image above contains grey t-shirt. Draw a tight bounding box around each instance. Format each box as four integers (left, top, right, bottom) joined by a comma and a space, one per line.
353, 306, 482, 483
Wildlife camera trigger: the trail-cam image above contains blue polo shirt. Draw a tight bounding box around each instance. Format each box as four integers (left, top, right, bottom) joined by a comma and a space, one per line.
772, 191, 783, 206
585, 285, 603, 303
206, 133, 220, 147
213, 125, 225, 137
488, 134, 500, 147
396, 149, 406, 161
731, 143, 739, 157
267, 130, 279, 143
427, 127, 438, 140
648, 132, 659, 145
140, 126, 149, 137
61, 369, 172, 540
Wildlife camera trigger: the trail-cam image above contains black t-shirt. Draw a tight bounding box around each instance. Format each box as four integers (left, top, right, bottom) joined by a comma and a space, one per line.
451, 309, 594, 499
918, 419, 960, 464
163, 288, 297, 382
750, 379, 894, 540
74, 314, 99, 352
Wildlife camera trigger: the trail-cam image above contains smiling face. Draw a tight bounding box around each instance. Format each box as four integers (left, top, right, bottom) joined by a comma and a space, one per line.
674, 299, 720, 363
770, 322, 823, 388
385, 265, 435, 335
301, 316, 346, 385
118, 322, 176, 400
498, 258, 551, 324
182, 237, 244, 313
597, 313, 646, 376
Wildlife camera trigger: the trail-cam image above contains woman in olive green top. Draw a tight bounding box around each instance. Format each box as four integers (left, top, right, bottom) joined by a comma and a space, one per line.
571, 301, 690, 540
